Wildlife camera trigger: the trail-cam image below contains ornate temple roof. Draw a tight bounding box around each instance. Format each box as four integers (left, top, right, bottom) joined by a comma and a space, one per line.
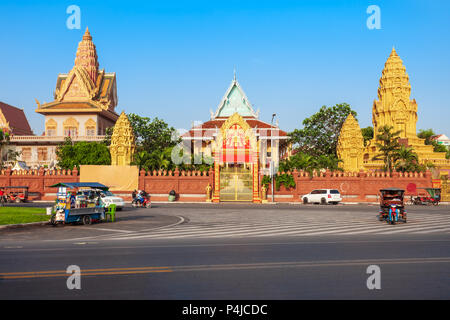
0, 101, 33, 135
211, 75, 259, 120
183, 74, 286, 140
35, 28, 118, 120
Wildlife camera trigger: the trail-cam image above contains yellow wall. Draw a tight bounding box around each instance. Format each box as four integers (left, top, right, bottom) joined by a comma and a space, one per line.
80, 165, 139, 191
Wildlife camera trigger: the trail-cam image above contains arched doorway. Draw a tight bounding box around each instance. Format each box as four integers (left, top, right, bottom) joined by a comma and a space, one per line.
211, 113, 260, 203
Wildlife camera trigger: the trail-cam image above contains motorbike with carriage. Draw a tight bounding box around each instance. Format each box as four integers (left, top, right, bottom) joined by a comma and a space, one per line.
49, 182, 113, 226
0, 186, 29, 204
378, 188, 407, 225
411, 188, 441, 206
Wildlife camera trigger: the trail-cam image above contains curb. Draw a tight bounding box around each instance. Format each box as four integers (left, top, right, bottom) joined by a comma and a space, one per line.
0, 221, 50, 230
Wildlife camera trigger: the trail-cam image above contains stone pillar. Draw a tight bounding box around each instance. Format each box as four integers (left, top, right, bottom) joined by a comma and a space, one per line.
212, 160, 220, 202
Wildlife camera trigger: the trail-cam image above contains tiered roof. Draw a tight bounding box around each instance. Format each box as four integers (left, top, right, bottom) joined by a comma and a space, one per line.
35, 28, 118, 121
183, 76, 287, 140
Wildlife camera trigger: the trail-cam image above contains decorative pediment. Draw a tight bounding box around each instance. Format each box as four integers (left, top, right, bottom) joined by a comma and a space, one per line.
212, 112, 258, 161
85, 118, 96, 127
56, 66, 97, 102
212, 78, 258, 119
63, 117, 79, 128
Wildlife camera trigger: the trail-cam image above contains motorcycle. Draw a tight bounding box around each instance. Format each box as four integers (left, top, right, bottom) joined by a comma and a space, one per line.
387, 204, 400, 225
131, 194, 151, 208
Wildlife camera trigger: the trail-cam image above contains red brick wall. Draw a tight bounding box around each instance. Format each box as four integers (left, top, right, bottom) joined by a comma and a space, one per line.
264, 170, 432, 203
0, 167, 432, 203
138, 168, 213, 202
0, 168, 79, 200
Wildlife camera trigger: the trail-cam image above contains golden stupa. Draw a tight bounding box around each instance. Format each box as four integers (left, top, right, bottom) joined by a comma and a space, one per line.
110, 111, 136, 166
338, 48, 450, 173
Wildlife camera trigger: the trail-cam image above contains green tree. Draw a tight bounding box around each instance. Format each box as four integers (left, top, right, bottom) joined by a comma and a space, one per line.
279, 152, 341, 176
372, 125, 402, 173
393, 146, 420, 172
361, 126, 374, 146
56, 138, 111, 170
418, 129, 448, 153
289, 103, 357, 156
128, 114, 179, 153
105, 114, 179, 153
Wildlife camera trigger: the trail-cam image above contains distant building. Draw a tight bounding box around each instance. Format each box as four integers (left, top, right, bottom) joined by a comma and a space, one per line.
432, 134, 450, 147
6, 28, 119, 168
0, 102, 33, 136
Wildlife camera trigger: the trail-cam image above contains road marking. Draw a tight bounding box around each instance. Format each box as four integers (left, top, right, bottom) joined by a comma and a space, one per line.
2, 257, 450, 280
0, 266, 172, 279
66, 216, 186, 241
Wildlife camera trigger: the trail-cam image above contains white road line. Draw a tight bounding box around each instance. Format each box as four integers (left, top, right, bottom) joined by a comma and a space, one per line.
376, 223, 450, 235
102, 219, 362, 240
103, 222, 286, 240
145, 221, 380, 239
412, 226, 450, 234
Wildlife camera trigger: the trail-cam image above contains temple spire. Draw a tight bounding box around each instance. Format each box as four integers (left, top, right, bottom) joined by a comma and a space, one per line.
373, 48, 416, 139
74, 26, 99, 84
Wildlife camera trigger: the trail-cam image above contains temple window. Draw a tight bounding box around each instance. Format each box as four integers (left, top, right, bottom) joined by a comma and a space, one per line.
45, 119, 57, 136
85, 118, 97, 136
86, 127, 95, 136
64, 127, 78, 137
63, 117, 79, 137
21, 147, 31, 162
38, 147, 48, 161
47, 127, 56, 136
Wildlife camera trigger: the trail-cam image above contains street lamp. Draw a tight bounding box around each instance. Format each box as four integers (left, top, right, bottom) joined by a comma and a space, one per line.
270, 114, 277, 203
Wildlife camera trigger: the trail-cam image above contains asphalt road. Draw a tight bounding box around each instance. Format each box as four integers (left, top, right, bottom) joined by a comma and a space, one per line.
0, 203, 449, 300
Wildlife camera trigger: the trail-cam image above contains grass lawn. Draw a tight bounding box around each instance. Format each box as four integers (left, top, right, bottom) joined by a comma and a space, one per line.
0, 207, 49, 225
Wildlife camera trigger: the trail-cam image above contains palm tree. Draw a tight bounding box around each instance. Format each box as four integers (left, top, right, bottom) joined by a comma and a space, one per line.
132, 150, 151, 170
393, 146, 419, 172
372, 125, 402, 173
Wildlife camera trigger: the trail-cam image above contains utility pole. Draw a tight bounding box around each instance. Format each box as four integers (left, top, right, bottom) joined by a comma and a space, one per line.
270, 114, 277, 203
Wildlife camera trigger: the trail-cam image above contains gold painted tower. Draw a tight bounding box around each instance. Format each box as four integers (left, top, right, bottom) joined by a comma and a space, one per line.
338, 48, 450, 173
110, 112, 136, 166
336, 113, 364, 172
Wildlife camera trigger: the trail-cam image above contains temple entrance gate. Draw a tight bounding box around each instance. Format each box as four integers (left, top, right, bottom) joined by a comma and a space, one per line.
211, 113, 261, 203
219, 163, 253, 201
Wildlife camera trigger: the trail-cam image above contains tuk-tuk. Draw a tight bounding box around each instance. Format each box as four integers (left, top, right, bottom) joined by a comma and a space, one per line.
0, 186, 29, 203
49, 182, 110, 226
379, 188, 406, 224
412, 188, 441, 206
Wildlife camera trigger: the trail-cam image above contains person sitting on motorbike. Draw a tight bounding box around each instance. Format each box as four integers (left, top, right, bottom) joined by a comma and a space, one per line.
136, 190, 145, 204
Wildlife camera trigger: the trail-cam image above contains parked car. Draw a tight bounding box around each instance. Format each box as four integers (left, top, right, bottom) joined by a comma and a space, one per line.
302, 189, 342, 205
77, 189, 125, 210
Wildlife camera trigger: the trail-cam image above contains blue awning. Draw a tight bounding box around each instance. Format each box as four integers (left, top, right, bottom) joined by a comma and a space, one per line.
49, 182, 109, 190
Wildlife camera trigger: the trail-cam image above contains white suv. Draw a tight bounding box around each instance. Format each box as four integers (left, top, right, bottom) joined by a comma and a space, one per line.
302, 189, 342, 205
78, 189, 125, 210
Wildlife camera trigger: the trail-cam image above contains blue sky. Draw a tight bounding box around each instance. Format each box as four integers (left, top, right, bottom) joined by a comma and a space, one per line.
0, 0, 449, 135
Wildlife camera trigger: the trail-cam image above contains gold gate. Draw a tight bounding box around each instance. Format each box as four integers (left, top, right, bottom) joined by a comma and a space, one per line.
219, 163, 253, 201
